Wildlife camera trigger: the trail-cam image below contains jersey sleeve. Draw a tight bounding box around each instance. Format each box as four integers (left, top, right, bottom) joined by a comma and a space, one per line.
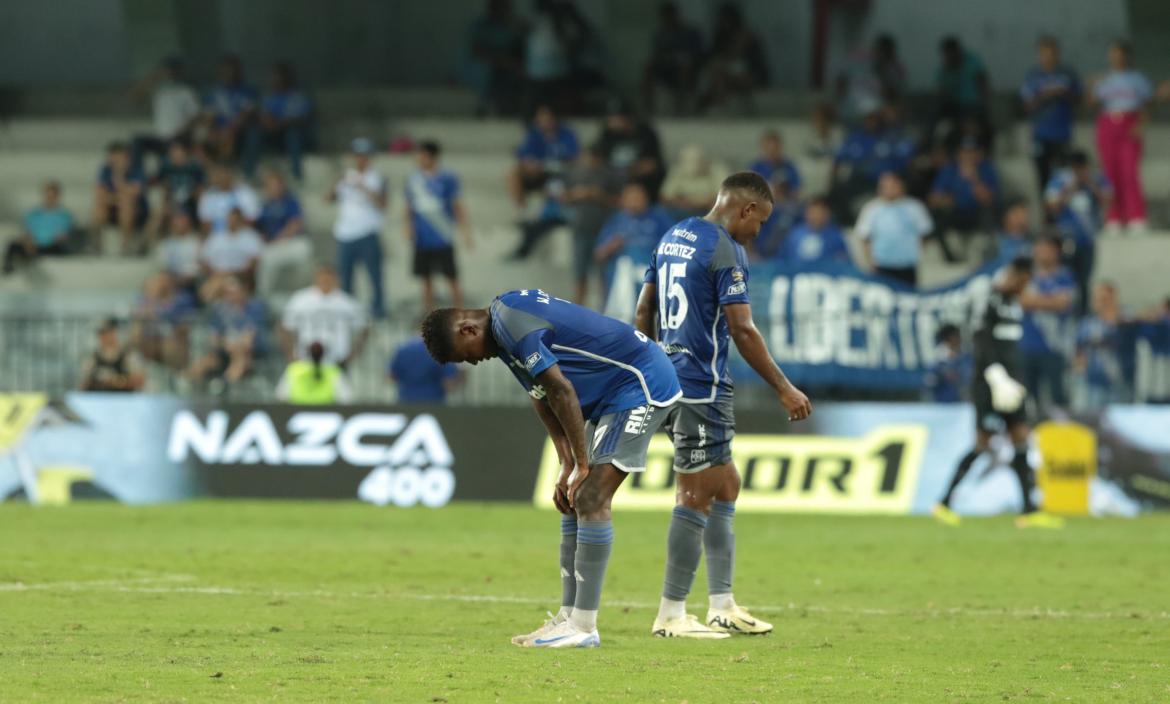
511, 330, 557, 378
712, 236, 750, 305
492, 300, 558, 381
642, 246, 659, 285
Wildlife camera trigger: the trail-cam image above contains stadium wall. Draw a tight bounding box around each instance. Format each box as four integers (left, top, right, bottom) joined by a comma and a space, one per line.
2, 394, 1167, 516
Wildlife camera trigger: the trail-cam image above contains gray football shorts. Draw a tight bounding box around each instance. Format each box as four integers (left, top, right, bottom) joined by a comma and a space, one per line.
666, 396, 736, 474
585, 403, 674, 472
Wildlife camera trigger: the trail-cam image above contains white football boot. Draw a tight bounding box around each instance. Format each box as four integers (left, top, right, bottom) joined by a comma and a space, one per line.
511, 611, 567, 647
651, 613, 731, 639
528, 618, 601, 648
707, 604, 774, 635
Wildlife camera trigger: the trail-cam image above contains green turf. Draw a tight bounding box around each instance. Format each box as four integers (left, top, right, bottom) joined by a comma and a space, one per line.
1, 503, 1168, 703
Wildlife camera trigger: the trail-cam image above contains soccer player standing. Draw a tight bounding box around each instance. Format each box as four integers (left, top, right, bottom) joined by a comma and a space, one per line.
635, 172, 812, 637
932, 256, 1064, 529
420, 289, 682, 648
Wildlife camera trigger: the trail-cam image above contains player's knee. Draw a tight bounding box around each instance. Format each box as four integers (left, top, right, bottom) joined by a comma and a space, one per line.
676, 486, 713, 514
718, 467, 741, 502
573, 482, 608, 518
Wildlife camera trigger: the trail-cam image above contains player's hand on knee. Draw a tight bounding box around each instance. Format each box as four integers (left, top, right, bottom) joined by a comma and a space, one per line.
779, 384, 813, 421
553, 482, 572, 514
567, 463, 590, 509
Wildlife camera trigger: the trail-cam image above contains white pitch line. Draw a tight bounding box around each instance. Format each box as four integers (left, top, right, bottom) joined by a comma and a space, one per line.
0, 575, 195, 592
4, 578, 1168, 622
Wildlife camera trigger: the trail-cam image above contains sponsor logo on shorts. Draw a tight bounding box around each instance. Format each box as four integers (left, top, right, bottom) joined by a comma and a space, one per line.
690, 449, 707, 464
624, 406, 651, 435
525, 352, 542, 371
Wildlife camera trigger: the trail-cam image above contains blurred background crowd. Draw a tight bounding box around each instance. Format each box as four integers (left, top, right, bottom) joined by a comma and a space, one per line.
1, 0, 1169, 413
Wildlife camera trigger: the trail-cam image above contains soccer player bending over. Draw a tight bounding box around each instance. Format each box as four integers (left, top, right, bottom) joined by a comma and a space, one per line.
932, 256, 1064, 529
421, 289, 682, 648
636, 171, 813, 638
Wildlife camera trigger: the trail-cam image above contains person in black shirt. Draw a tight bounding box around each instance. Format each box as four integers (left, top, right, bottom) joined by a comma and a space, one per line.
933, 257, 1064, 529
596, 100, 665, 201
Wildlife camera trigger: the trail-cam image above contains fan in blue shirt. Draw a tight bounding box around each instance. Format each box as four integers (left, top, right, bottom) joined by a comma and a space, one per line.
405, 141, 474, 311
923, 324, 971, 403
260, 62, 315, 181
1020, 37, 1081, 192
1019, 237, 1076, 411
593, 182, 674, 307
510, 104, 580, 210
777, 197, 849, 265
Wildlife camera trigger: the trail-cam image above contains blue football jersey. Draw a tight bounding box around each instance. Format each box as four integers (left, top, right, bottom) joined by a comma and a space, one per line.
490, 289, 681, 421
643, 217, 750, 402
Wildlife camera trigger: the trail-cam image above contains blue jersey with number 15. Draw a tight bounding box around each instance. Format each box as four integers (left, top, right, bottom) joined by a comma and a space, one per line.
643, 217, 750, 402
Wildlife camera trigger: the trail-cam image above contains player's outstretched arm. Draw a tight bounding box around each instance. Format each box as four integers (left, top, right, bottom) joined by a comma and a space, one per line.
635, 283, 659, 341
724, 302, 812, 422
535, 364, 593, 507
530, 396, 575, 514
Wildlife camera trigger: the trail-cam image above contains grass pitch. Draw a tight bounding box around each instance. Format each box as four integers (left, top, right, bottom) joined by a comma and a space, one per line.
1, 502, 1168, 703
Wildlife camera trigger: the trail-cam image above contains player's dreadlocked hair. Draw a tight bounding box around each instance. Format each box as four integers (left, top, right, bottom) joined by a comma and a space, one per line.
720, 171, 774, 204
420, 308, 459, 364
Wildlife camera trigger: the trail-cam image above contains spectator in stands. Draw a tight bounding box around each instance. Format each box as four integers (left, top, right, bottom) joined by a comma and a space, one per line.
927, 137, 1000, 263
597, 99, 665, 200
200, 207, 263, 295
1075, 281, 1124, 407
748, 129, 803, 257
524, 0, 574, 112
778, 196, 849, 266
151, 138, 205, 237
130, 57, 201, 171
835, 34, 906, 126
3, 180, 74, 274
276, 341, 353, 404
197, 162, 261, 235
748, 129, 801, 210
1089, 39, 1152, 234
931, 37, 991, 148
329, 138, 387, 319
281, 265, 370, 370
203, 55, 261, 177
1046, 150, 1113, 313
132, 272, 195, 373
156, 210, 202, 295
1019, 236, 1077, 414
465, 0, 525, 116
562, 143, 622, 303
855, 171, 933, 287
923, 323, 970, 403
92, 141, 148, 255
507, 104, 579, 212
1020, 37, 1081, 197
260, 62, 314, 183
594, 182, 673, 303
641, 2, 704, 115
659, 144, 727, 215
827, 106, 885, 224
698, 2, 767, 113
186, 276, 267, 390
389, 335, 464, 404
256, 171, 312, 297
405, 140, 473, 312
996, 200, 1034, 262
79, 318, 146, 393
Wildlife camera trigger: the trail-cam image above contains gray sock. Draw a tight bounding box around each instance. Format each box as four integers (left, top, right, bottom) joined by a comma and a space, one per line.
705, 501, 736, 595
572, 519, 613, 612
662, 506, 708, 601
559, 515, 577, 609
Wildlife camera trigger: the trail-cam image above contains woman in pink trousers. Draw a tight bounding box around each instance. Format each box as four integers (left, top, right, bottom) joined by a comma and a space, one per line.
1090, 40, 1153, 235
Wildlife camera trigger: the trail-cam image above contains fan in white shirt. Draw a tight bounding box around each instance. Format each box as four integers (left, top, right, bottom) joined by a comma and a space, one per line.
280, 266, 370, 366
197, 163, 261, 235
201, 208, 264, 276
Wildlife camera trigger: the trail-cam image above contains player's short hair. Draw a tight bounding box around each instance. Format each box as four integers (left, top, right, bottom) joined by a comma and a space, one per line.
420, 308, 459, 364
419, 140, 441, 157
1068, 150, 1089, 168
935, 323, 961, 345
720, 171, 774, 204
805, 194, 830, 209
1037, 35, 1060, 50
1009, 255, 1034, 274
1036, 233, 1063, 251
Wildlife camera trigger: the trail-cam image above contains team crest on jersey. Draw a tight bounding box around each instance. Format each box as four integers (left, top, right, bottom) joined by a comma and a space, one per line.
731, 268, 745, 282
524, 352, 542, 371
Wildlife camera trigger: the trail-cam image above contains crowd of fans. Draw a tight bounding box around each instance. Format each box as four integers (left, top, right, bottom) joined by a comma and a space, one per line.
5, 3, 1170, 408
